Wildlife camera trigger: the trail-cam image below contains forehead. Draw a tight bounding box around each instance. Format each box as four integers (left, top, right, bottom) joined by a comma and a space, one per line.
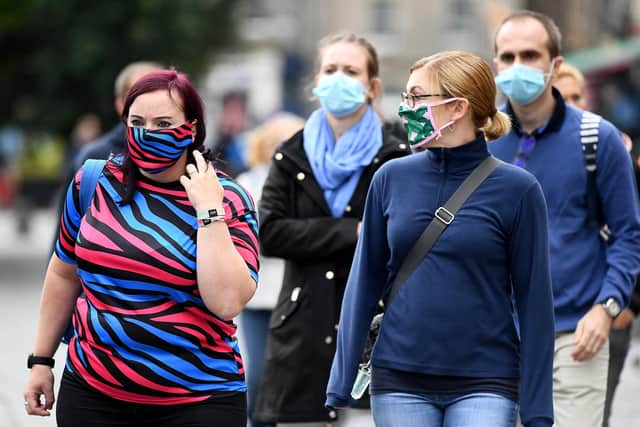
320, 41, 368, 68
406, 66, 438, 91
554, 75, 583, 93
129, 89, 184, 117
495, 17, 551, 58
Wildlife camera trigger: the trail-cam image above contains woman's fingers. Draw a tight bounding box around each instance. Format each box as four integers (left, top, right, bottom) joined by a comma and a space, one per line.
193, 150, 207, 172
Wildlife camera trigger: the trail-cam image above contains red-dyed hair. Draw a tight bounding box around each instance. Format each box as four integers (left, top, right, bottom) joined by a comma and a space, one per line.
121, 69, 206, 147
117, 69, 212, 203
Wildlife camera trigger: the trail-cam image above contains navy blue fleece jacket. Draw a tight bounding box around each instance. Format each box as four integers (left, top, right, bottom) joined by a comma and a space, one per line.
326, 135, 555, 427
490, 92, 640, 332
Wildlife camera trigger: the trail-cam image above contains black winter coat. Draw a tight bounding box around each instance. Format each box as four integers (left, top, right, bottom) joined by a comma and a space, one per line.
253, 127, 409, 423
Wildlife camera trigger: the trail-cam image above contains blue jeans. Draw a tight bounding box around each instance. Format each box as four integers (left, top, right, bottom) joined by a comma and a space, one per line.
371, 392, 518, 427
240, 309, 274, 427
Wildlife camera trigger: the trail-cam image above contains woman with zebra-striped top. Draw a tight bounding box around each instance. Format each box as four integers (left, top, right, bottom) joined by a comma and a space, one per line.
23, 69, 259, 427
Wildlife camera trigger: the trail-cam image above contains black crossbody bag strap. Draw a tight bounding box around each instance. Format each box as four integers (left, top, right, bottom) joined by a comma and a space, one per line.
385, 156, 501, 306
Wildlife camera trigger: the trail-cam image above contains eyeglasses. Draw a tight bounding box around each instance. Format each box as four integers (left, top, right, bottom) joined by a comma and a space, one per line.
513, 134, 536, 168
400, 92, 448, 108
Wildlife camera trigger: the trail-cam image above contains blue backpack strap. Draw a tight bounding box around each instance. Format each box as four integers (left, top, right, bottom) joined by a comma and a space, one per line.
79, 159, 106, 215
62, 158, 105, 346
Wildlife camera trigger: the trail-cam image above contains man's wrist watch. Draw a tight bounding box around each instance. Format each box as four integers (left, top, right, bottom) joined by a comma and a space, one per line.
601, 297, 622, 318
27, 354, 55, 369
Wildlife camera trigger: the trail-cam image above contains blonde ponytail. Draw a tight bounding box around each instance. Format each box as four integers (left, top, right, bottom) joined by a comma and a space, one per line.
482, 111, 511, 141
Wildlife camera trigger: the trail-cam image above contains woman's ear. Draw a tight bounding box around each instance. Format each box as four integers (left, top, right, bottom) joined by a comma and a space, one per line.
367, 77, 382, 103
450, 98, 470, 121
191, 119, 198, 141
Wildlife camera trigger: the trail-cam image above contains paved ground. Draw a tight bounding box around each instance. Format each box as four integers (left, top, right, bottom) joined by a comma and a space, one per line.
0, 207, 639, 426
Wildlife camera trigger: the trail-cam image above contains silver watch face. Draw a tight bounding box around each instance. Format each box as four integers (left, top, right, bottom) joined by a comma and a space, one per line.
604, 298, 621, 317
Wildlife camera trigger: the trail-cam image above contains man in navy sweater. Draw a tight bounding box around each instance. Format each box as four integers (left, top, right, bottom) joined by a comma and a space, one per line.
490, 10, 640, 427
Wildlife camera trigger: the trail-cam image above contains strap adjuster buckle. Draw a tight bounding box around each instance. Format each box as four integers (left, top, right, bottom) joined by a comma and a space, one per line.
435, 206, 454, 225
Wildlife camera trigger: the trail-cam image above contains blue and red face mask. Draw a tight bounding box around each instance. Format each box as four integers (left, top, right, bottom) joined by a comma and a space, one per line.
126, 122, 194, 174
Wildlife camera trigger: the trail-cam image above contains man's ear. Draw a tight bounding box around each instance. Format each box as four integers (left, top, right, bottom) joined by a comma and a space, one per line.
551, 55, 564, 78
492, 57, 500, 75
115, 98, 125, 117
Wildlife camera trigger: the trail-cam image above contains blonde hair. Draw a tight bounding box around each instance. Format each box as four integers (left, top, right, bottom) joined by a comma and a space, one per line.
554, 63, 585, 87
245, 113, 305, 168
409, 51, 511, 141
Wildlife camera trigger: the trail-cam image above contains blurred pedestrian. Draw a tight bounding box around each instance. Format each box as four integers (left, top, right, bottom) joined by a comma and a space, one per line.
23, 69, 259, 427
211, 91, 251, 178
72, 61, 164, 171
327, 50, 555, 427
67, 113, 102, 166
490, 10, 640, 427
52, 62, 163, 253
553, 61, 640, 427
252, 32, 410, 427
237, 112, 305, 427
552, 63, 588, 110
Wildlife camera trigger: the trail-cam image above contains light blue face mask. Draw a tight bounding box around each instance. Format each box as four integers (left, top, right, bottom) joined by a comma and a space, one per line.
495, 60, 555, 105
312, 72, 367, 117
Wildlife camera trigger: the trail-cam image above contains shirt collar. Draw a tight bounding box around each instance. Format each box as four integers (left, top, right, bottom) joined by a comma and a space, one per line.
504, 87, 566, 137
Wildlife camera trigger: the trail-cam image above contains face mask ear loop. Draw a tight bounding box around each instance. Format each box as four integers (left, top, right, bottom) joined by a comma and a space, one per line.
428, 98, 458, 142
544, 58, 557, 87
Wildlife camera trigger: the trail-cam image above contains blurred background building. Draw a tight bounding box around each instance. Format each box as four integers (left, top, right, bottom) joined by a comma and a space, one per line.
4, 0, 640, 203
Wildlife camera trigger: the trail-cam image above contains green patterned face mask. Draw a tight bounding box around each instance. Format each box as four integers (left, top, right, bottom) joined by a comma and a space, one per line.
398, 99, 457, 148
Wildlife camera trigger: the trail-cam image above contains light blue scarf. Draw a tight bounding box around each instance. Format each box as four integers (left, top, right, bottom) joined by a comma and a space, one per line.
303, 106, 383, 217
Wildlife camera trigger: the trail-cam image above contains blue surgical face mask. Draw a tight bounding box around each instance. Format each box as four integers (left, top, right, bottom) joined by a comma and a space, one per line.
495, 59, 556, 105
312, 72, 367, 117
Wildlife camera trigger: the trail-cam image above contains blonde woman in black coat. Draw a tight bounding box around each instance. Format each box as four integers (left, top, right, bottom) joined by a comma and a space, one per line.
253, 33, 409, 427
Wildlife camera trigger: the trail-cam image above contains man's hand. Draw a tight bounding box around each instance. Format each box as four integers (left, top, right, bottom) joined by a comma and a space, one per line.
572, 305, 613, 361
612, 307, 634, 330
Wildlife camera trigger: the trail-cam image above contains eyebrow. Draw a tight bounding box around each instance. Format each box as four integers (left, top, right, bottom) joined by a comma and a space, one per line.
407, 85, 426, 93
129, 114, 175, 120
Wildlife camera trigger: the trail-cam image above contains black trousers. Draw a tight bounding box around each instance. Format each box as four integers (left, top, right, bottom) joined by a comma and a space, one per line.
57, 371, 246, 427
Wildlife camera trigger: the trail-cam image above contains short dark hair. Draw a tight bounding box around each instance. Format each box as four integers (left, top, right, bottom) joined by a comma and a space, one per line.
494, 10, 562, 58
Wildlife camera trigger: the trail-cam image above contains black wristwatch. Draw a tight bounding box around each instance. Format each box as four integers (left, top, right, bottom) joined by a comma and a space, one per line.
27, 354, 55, 369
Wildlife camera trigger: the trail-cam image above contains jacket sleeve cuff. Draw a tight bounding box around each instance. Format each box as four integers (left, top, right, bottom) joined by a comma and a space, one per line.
524, 416, 553, 427
326, 393, 351, 408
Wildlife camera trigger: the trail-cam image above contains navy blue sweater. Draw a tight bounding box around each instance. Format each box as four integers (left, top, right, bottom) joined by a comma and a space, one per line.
490, 92, 640, 332
326, 135, 555, 427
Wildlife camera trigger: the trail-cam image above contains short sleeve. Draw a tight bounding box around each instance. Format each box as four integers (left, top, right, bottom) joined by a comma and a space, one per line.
220, 175, 260, 284
55, 169, 84, 264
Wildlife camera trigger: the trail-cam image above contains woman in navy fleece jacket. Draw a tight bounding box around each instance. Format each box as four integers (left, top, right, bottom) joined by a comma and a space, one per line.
326, 51, 555, 427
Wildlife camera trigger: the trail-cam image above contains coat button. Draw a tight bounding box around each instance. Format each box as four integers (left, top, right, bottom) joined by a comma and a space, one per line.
296, 172, 305, 181
334, 323, 339, 331
274, 152, 283, 161
373, 157, 380, 164
324, 335, 333, 344
328, 409, 337, 419
399, 143, 407, 150
325, 270, 335, 280
344, 205, 352, 213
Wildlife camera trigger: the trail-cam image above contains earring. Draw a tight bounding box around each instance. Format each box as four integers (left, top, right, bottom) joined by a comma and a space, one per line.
449, 123, 455, 133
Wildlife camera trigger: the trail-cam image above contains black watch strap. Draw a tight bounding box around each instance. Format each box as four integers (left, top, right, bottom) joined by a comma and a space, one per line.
27, 354, 55, 369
